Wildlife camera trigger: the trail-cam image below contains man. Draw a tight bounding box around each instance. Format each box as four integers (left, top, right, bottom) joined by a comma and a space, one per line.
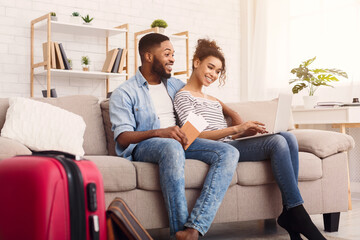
109, 33, 239, 240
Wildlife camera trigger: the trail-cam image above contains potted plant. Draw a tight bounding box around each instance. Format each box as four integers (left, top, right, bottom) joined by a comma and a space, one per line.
50, 12, 57, 21
81, 56, 90, 71
67, 58, 72, 70
70, 12, 81, 24
289, 56, 348, 108
82, 14, 94, 25
151, 19, 168, 33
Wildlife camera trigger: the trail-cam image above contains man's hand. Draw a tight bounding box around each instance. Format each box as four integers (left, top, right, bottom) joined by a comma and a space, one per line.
156, 126, 189, 148
231, 121, 267, 139
117, 126, 188, 149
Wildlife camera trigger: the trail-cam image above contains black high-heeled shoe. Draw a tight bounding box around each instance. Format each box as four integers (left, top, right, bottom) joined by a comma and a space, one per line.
277, 207, 303, 240
279, 205, 327, 240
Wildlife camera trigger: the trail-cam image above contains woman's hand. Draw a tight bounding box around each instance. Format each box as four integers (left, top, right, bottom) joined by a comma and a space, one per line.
231, 121, 267, 139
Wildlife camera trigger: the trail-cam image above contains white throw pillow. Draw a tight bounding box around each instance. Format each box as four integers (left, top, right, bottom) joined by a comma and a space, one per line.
1, 97, 86, 156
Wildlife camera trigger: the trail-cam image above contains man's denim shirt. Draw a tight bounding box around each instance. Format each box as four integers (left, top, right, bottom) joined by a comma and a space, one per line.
109, 69, 185, 160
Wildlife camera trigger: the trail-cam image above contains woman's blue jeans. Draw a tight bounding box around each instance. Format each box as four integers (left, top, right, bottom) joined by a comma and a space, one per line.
132, 137, 239, 236
227, 131, 304, 209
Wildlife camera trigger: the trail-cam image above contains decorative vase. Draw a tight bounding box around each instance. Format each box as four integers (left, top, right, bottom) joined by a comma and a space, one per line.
303, 95, 318, 109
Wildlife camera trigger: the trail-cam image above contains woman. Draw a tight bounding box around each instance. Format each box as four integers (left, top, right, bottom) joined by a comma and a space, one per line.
174, 39, 326, 240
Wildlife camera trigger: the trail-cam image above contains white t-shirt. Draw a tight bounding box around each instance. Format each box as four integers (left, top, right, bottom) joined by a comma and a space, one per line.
148, 82, 176, 128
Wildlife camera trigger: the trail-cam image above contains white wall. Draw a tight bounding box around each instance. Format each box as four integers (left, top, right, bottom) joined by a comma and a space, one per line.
0, 0, 241, 102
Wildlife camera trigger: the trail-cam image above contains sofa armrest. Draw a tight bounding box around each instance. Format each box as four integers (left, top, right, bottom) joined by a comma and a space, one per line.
0, 136, 31, 160
290, 129, 355, 158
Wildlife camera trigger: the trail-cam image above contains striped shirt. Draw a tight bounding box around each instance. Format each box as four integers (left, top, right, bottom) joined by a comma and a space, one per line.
174, 90, 232, 142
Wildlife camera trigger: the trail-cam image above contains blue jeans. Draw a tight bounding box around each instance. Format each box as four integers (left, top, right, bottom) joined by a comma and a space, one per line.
132, 137, 239, 236
227, 131, 304, 209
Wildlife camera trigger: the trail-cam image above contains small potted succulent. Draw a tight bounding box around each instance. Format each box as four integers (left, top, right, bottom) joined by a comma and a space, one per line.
50, 12, 57, 21
70, 11, 81, 24
81, 56, 90, 71
151, 19, 168, 33
82, 14, 94, 25
67, 58, 73, 70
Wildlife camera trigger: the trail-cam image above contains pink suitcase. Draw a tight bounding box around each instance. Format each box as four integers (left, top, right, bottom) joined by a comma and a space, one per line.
0, 151, 107, 240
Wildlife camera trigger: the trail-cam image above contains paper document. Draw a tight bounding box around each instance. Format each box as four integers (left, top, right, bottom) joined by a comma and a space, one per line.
181, 112, 208, 150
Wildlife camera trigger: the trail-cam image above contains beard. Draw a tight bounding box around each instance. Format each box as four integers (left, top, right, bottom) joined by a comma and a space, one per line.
152, 56, 171, 79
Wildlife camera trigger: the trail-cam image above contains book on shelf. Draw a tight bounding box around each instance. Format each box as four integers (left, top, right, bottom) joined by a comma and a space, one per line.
181, 112, 208, 150
118, 48, 127, 73
51, 42, 56, 69
111, 48, 122, 73
58, 43, 71, 70
102, 48, 119, 73
54, 42, 65, 70
42, 41, 56, 69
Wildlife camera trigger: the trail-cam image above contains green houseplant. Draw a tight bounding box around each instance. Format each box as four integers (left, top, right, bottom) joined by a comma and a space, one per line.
289, 56, 348, 96
289, 57, 348, 108
82, 14, 94, 25
50, 12, 57, 21
151, 19, 168, 33
81, 56, 90, 71
67, 58, 72, 70
70, 12, 81, 24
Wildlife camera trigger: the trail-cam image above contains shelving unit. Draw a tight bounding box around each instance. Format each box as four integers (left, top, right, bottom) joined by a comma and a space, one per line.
30, 13, 129, 97
35, 69, 126, 79
134, 27, 189, 79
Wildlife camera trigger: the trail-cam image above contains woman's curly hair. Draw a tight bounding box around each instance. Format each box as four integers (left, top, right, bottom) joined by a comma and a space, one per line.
192, 39, 226, 85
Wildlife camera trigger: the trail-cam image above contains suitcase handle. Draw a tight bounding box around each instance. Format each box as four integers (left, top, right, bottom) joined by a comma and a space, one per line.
32, 150, 79, 160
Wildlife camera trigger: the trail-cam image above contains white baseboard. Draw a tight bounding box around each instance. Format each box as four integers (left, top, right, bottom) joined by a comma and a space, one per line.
351, 182, 360, 193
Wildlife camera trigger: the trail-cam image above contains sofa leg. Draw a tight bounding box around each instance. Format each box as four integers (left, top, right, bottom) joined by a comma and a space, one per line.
323, 212, 340, 232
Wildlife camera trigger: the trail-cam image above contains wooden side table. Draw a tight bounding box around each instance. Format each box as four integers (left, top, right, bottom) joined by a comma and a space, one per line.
292, 106, 360, 210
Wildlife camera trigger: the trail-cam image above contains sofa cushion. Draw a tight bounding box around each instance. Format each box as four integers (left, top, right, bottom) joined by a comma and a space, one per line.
0, 98, 9, 130
236, 152, 322, 186
100, 99, 116, 156
35, 96, 108, 155
1, 97, 86, 156
0, 137, 32, 160
291, 129, 355, 158
236, 161, 274, 186
86, 155, 137, 191
133, 159, 238, 191
226, 99, 294, 130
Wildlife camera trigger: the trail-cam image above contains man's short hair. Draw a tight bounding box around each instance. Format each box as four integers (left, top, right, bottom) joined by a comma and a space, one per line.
139, 33, 169, 60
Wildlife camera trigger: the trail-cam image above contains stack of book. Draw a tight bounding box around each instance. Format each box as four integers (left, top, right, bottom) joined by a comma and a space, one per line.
42, 41, 71, 70
315, 102, 344, 108
315, 102, 360, 108
101, 48, 127, 73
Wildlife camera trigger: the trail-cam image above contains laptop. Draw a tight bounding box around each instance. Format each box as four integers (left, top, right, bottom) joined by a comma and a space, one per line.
236, 93, 292, 141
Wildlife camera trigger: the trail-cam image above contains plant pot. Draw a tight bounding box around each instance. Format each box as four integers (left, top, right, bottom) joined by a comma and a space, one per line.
303, 95, 318, 109
70, 16, 81, 24
158, 27, 165, 34
82, 66, 89, 71
51, 16, 58, 21
83, 22, 92, 26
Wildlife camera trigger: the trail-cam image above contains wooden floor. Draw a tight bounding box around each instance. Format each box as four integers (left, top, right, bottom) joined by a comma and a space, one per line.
149, 193, 360, 240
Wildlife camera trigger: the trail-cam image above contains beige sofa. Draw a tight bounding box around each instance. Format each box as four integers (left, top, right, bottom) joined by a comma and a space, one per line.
0, 95, 355, 234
